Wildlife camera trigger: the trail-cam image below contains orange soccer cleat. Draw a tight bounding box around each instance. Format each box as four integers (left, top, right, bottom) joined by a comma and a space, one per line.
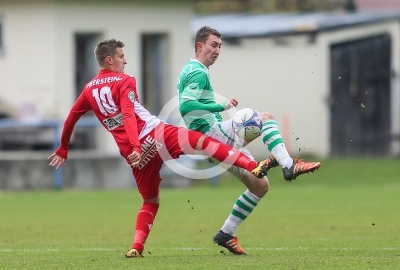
282, 159, 321, 181
213, 230, 247, 255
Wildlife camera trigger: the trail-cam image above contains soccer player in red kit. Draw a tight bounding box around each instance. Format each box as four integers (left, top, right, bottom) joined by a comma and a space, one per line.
48, 39, 274, 258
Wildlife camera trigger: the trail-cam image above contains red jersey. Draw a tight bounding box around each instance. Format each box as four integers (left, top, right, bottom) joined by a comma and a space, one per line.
56, 69, 160, 159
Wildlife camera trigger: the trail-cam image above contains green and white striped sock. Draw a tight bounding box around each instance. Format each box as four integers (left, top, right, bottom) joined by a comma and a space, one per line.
221, 190, 261, 236
261, 120, 293, 168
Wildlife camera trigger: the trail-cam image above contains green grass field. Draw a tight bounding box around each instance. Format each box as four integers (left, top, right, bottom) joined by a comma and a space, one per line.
1, 158, 400, 269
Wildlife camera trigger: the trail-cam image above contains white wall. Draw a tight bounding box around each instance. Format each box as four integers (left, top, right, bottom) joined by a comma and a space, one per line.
0, 0, 57, 119
212, 34, 325, 158
210, 20, 400, 158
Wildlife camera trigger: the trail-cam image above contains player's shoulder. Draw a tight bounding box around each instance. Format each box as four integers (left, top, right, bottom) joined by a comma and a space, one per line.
188, 60, 207, 71
121, 73, 136, 80
185, 61, 208, 78
122, 73, 134, 78
118, 73, 137, 85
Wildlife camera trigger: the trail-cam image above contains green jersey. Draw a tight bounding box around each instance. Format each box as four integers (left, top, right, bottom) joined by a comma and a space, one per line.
177, 59, 225, 133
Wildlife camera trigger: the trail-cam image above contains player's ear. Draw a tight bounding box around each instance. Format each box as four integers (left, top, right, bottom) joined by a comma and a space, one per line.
105, 55, 113, 65
196, 42, 202, 52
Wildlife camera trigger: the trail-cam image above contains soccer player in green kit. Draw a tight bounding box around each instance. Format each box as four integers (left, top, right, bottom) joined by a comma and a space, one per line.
177, 26, 321, 255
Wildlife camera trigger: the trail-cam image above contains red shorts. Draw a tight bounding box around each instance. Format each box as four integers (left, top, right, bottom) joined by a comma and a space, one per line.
130, 123, 202, 199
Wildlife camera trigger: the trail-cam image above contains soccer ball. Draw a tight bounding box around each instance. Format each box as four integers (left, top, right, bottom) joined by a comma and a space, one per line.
232, 108, 263, 141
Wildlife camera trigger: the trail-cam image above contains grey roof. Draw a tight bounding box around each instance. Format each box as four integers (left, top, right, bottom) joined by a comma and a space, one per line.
192, 11, 400, 38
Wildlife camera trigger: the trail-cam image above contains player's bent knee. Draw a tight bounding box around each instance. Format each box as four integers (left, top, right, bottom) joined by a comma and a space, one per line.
257, 178, 270, 194
142, 195, 160, 204
243, 174, 269, 197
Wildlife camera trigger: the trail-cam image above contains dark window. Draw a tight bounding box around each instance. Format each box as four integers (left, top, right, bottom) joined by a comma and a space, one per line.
75, 33, 100, 98
73, 33, 101, 149
330, 34, 392, 156
141, 33, 169, 115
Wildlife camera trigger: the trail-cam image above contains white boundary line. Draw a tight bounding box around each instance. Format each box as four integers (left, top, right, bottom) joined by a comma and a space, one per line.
1, 247, 399, 253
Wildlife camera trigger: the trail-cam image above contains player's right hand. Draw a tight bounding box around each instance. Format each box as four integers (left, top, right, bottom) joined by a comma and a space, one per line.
224, 98, 238, 110
128, 151, 141, 167
47, 153, 66, 170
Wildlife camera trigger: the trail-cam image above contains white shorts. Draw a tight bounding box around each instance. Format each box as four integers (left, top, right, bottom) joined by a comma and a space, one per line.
205, 119, 254, 180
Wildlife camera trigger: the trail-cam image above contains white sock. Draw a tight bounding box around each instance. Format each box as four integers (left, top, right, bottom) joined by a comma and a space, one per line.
261, 120, 293, 168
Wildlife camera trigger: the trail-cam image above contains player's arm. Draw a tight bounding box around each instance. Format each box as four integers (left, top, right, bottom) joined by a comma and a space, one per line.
119, 77, 142, 163
48, 93, 91, 169
179, 70, 225, 116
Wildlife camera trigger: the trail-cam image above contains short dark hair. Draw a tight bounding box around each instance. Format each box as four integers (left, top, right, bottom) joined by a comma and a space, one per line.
94, 39, 124, 66
194, 26, 222, 52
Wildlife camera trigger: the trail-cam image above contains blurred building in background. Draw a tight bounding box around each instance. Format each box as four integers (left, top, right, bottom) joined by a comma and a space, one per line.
1, 0, 400, 189
0, 0, 193, 189
193, 11, 400, 158
0, 0, 192, 154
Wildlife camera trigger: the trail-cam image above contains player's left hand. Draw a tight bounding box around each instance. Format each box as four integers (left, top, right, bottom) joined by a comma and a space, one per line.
128, 151, 141, 167
224, 98, 238, 110
48, 153, 66, 170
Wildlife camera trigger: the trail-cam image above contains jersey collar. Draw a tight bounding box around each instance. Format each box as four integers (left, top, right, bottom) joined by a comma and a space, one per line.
190, 58, 209, 72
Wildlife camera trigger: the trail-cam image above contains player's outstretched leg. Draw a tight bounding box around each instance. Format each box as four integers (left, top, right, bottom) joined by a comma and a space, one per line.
187, 132, 277, 178
282, 158, 321, 181
260, 118, 321, 180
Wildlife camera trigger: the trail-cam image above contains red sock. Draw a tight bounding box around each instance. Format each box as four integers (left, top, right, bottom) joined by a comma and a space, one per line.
199, 137, 257, 172
132, 202, 160, 252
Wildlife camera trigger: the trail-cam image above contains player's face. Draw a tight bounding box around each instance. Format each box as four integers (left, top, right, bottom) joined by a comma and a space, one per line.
198, 34, 222, 67
109, 47, 127, 73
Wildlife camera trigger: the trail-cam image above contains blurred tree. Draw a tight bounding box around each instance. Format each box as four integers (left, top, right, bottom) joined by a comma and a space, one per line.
193, 0, 353, 14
